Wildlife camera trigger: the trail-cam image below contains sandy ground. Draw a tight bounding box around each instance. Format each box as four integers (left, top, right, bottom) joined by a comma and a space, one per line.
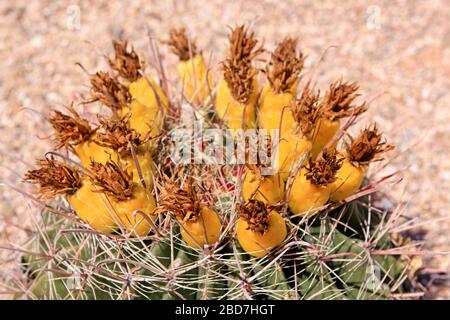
0, 0, 449, 298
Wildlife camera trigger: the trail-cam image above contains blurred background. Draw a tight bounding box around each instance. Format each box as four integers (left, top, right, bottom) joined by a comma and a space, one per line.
0, 0, 448, 298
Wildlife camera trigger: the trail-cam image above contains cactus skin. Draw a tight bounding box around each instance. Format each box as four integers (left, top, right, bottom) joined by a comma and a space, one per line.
67, 179, 117, 233
215, 78, 257, 133
329, 158, 366, 202
236, 210, 287, 258
242, 170, 284, 205
288, 168, 330, 216
179, 206, 222, 249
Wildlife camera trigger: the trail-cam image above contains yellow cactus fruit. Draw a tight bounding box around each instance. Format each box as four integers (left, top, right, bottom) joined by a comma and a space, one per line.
154, 175, 222, 249
215, 25, 263, 134
311, 80, 367, 159
289, 148, 342, 216
164, 27, 213, 105
95, 115, 155, 189
128, 76, 169, 115
104, 39, 168, 136
329, 125, 394, 202
242, 168, 284, 205
216, 78, 258, 133
179, 206, 222, 249
310, 118, 340, 160
275, 133, 312, 181
274, 88, 321, 180
236, 200, 287, 258
258, 37, 304, 137
68, 179, 117, 233
89, 160, 157, 237
48, 106, 113, 167
24, 157, 117, 233
241, 135, 284, 204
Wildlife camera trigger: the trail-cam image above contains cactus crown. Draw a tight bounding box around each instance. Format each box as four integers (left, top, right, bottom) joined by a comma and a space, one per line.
305, 147, 342, 186
24, 156, 82, 199
321, 80, 367, 121
109, 40, 145, 82
95, 115, 150, 157
291, 87, 321, 136
89, 71, 131, 111
154, 174, 201, 222
89, 160, 135, 201
239, 199, 269, 234
346, 124, 394, 165
266, 37, 304, 94
49, 105, 96, 151
223, 25, 263, 104
164, 27, 198, 61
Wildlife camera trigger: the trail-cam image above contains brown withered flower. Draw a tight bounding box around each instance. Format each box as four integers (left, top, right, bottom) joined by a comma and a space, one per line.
239, 199, 270, 234
94, 115, 151, 157
266, 37, 304, 94
346, 124, 394, 166
291, 88, 322, 137
108, 40, 145, 82
24, 156, 82, 199
305, 147, 342, 186
320, 80, 367, 120
163, 27, 198, 61
49, 105, 96, 151
153, 174, 202, 223
89, 71, 131, 112
223, 25, 264, 104
89, 160, 135, 201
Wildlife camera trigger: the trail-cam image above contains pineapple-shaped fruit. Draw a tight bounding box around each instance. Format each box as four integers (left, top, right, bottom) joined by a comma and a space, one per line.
329, 125, 394, 202
258, 37, 304, 137
107, 40, 168, 140
94, 115, 155, 189
24, 156, 117, 233
311, 81, 367, 159
236, 200, 287, 258
49, 106, 113, 167
274, 88, 321, 181
165, 27, 213, 106
215, 25, 263, 134
155, 174, 222, 249
88, 160, 157, 237
242, 136, 284, 205
288, 147, 342, 216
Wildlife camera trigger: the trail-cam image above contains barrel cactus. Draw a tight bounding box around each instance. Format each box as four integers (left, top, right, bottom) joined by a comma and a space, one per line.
8, 25, 427, 300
